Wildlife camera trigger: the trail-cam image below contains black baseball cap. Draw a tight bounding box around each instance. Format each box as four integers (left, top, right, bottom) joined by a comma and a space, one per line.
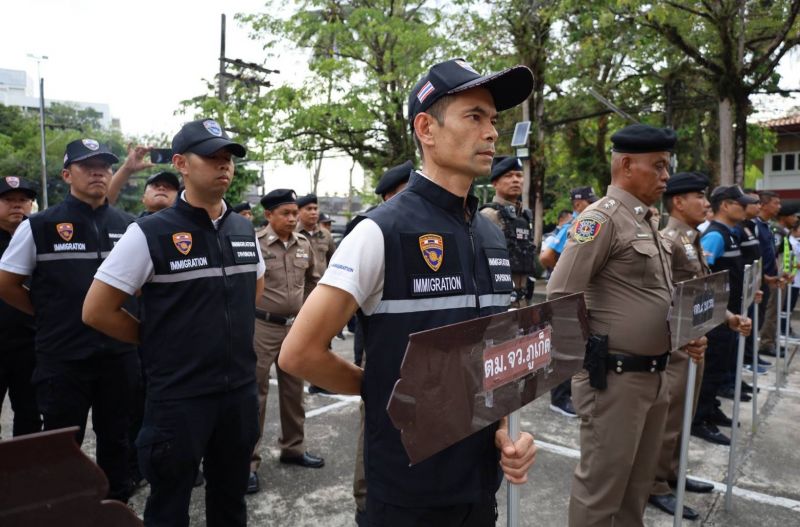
710, 185, 759, 205
297, 193, 318, 208
570, 186, 598, 203
611, 124, 677, 154
490, 156, 523, 181
0, 176, 37, 199
664, 172, 709, 197
375, 160, 414, 196
319, 212, 335, 224
63, 138, 119, 168
145, 171, 180, 190
261, 189, 297, 210
408, 59, 534, 126
172, 119, 246, 158
232, 202, 251, 213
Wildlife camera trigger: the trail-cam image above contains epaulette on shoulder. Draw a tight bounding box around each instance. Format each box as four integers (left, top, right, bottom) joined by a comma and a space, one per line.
295, 231, 309, 242
256, 227, 269, 239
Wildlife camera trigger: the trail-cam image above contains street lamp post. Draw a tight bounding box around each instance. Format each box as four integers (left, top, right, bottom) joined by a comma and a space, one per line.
27, 53, 49, 209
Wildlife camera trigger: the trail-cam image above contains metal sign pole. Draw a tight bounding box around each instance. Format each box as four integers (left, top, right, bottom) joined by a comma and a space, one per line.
752, 298, 760, 432
725, 265, 752, 511
507, 410, 521, 527
784, 282, 792, 383
776, 286, 783, 391
673, 282, 689, 527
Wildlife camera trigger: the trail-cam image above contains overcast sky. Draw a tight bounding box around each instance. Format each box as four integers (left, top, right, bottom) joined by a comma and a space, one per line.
2, 1, 799, 196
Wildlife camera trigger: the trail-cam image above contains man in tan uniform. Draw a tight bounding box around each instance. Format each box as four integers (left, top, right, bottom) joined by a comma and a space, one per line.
296, 193, 336, 276
650, 172, 754, 519
548, 124, 689, 526
479, 156, 536, 308
248, 189, 324, 494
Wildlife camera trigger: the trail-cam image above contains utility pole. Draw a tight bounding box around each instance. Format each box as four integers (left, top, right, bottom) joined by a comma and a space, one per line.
219, 14, 227, 104
28, 53, 49, 209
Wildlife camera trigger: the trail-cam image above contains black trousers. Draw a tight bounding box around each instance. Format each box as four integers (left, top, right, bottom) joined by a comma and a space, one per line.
33, 352, 140, 502
0, 340, 41, 437
366, 496, 498, 527
138, 382, 259, 527
354, 319, 365, 367
694, 326, 735, 424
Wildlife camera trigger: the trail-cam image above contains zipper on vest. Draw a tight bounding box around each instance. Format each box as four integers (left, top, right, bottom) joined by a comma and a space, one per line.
90, 216, 102, 260
216, 229, 233, 390
466, 220, 481, 315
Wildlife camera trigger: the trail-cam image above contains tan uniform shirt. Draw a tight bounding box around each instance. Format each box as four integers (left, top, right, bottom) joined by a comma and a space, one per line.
259, 224, 319, 316
547, 185, 673, 356
298, 224, 336, 277
661, 215, 710, 282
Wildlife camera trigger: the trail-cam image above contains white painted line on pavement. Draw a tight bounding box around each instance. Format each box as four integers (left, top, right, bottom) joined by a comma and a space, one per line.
268, 378, 361, 402
535, 439, 800, 512
306, 399, 358, 418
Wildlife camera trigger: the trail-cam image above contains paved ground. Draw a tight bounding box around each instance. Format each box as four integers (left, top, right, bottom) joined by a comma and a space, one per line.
2, 312, 800, 526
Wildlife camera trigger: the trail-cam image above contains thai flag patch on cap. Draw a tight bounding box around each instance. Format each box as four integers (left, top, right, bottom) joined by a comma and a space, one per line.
417, 81, 435, 103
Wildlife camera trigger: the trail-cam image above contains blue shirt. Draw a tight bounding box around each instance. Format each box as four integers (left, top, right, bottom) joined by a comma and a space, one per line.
700, 230, 725, 265
755, 217, 778, 276
544, 212, 577, 254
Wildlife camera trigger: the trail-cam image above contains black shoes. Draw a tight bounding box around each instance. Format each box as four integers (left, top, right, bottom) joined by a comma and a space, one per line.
549, 398, 577, 417
280, 451, 325, 468
308, 384, 332, 395
246, 471, 260, 494
691, 422, 730, 445
648, 493, 700, 520
669, 477, 715, 494
708, 407, 733, 427
718, 386, 751, 402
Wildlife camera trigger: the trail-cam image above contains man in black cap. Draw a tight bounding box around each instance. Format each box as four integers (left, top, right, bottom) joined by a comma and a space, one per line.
650, 174, 751, 518
548, 123, 706, 526
693, 185, 759, 446
0, 176, 41, 438
82, 119, 264, 525
247, 189, 324, 494
773, 204, 799, 337
233, 201, 253, 220
755, 190, 783, 356
280, 58, 538, 526
296, 193, 336, 287
374, 160, 414, 201
0, 139, 138, 502
139, 171, 180, 216
318, 212, 334, 232
479, 156, 536, 309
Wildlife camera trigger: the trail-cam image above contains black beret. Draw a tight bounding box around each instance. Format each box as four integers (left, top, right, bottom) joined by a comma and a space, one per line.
260, 189, 297, 210
0, 176, 37, 199
611, 124, 677, 154
490, 156, 523, 181
172, 118, 246, 158
663, 172, 709, 197
710, 185, 759, 205
145, 171, 180, 190
408, 59, 533, 126
232, 202, 251, 213
375, 160, 414, 196
570, 186, 598, 202
296, 193, 318, 208
319, 212, 335, 224
63, 138, 119, 168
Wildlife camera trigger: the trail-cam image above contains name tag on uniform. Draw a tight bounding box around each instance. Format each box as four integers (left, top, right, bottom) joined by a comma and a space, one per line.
485, 247, 513, 293
229, 235, 259, 264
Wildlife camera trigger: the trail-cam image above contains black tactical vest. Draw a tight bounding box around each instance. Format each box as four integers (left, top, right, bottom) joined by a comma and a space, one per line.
703, 220, 744, 313
739, 220, 761, 265
136, 198, 259, 401
480, 201, 536, 274
0, 228, 35, 348
360, 172, 511, 507
28, 194, 136, 360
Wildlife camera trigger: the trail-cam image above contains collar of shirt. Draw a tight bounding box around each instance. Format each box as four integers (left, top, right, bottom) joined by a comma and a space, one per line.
264, 223, 298, 248
180, 190, 227, 228
665, 215, 699, 243
605, 185, 650, 223
492, 195, 520, 208
410, 171, 479, 218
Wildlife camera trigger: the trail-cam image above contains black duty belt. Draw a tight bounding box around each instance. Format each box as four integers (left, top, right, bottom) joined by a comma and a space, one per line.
255, 309, 295, 326
607, 351, 669, 374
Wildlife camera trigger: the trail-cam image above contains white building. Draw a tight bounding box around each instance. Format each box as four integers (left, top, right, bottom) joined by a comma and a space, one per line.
0, 68, 116, 129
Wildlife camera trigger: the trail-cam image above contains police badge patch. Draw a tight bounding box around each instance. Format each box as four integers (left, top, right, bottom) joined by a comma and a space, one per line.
5, 176, 20, 188
203, 120, 223, 137
56, 223, 74, 241
419, 234, 444, 272
82, 139, 100, 151
172, 232, 193, 256
572, 218, 602, 244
